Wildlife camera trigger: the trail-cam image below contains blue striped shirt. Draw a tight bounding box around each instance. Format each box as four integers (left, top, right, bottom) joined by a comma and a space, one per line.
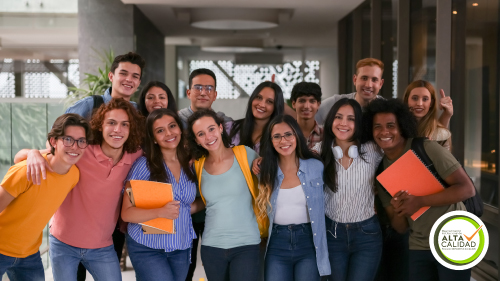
124, 156, 197, 252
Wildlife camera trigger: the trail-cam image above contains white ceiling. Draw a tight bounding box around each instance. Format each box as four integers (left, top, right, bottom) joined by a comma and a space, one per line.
129, 0, 365, 47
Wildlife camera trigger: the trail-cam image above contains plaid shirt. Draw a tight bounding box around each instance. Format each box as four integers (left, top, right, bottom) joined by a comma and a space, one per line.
307, 122, 324, 149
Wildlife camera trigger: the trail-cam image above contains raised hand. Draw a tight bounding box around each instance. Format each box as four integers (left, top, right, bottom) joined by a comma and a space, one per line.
439, 89, 453, 116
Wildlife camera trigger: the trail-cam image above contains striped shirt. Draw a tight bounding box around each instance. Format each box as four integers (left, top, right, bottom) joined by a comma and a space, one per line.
313, 141, 383, 223
124, 156, 197, 252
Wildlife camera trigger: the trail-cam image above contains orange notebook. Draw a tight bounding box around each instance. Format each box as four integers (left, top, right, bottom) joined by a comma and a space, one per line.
376, 150, 444, 220
125, 180, 175, 234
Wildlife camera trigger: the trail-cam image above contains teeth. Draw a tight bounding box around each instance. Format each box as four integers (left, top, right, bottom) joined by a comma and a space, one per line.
338, 129, 348, 132
208, 139, 216, 145
111, 136, 123, 139
380, 138, 391, 141
67, 153, 78, 156
153, 106, 162, 109
166, 137, 176, 142
256, 108, 265, 113
123, 85, 132, 88
281, 145, 291, 149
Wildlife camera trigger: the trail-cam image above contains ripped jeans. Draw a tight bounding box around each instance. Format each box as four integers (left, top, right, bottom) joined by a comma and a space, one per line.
325, 215, 382, 281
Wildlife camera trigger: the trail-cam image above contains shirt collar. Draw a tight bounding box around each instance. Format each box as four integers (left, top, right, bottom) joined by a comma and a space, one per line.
103, 87, 113, 103
91, 144, 132, 166
311, 121, 322, 136
277, 158, 306, 178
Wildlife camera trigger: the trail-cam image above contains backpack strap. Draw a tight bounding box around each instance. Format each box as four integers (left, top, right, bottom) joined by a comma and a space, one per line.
90, 95, 105, 119
410, 137, 449, 188
194, 156, 207, 205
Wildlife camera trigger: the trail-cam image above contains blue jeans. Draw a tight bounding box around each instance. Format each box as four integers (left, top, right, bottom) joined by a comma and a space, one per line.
49, 235, 121, 281
375, 226, 409, 281
0, 252, 44, 281
126, 234, 191, 281
201, 243, 260, 281
326, 215, 382, 281
265, 223, 320, 281
409, 250, 471, 281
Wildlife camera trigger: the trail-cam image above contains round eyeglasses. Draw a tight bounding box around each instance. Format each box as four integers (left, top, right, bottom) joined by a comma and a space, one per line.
58, 136, 88, 149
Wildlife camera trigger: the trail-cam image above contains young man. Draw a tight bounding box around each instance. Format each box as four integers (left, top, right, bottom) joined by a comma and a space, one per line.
66, 52, 145, 120
178, 68, 232, 129
290, 81, 323, 149
15, 99, 144, 281
0, 114, 90, 280
316, 58, 385, 125
365, 98, 474, 281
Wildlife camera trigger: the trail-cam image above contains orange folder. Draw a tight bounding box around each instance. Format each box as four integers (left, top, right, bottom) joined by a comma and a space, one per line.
125, 180, 175, 234
376, 150, 444, 220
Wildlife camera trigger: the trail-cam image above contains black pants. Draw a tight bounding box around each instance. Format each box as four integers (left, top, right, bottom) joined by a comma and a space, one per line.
185, 221, 205, 281
76, 226, 125, 281
409, 250, 471, 281
375, 226, 409, 281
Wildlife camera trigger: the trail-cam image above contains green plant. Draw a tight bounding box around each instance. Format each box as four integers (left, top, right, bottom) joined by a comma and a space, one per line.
65, 48, 114, 106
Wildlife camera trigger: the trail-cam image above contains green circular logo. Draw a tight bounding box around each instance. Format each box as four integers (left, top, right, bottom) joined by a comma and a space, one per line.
430, 211, 489, 270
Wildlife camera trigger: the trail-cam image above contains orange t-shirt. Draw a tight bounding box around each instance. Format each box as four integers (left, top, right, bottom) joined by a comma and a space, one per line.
0, 155, 80, 258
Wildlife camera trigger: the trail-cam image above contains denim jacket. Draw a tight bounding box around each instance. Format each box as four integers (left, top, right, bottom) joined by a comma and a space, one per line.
267, 158, 331, 276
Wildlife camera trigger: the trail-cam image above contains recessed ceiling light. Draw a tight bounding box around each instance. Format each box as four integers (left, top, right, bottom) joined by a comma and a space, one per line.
201, 39, 264, 53
189, 8, 292, 30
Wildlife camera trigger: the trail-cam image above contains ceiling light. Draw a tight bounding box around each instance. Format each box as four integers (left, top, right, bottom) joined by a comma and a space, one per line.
201, 39, 264, 53
189, 8, 292, 30
453, 11, 458, 14
472, 3, 478, 6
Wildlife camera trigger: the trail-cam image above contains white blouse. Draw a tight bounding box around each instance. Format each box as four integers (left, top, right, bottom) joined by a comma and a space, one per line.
313, 141, 383, 223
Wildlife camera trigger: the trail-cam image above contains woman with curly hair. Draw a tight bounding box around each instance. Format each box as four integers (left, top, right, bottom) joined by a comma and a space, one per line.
365, 98, 474, 281
258, 114, 330, 281
311, 98, 383, 281
227, 81, 285, 153
138, 81, 177, 117
15, 98, 145, 280
403, 80, 452, 150
187, 109, 266, 281
121, 109, 198, 280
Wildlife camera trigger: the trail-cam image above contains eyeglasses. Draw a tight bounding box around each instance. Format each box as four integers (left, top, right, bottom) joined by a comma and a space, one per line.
58, 136, 88, 149
192, 84, 215, 94
271, 132, 295, 142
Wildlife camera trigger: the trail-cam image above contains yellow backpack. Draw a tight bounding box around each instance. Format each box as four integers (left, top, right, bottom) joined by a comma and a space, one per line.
194, 145, 269, 238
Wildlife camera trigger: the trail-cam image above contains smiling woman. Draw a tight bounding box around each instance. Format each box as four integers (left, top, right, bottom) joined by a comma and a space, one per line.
186, 109, 267, 281
227, 81, 285, 153
138, 81, 177, 117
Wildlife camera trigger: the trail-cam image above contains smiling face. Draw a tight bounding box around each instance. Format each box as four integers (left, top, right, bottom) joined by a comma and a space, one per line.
153, 115, 182, 150
292, 95, 320, 121
252, 87, 275, 121
192, 116, 224, 151
332, 104, 355, 142
353, 65, 384, 104
271, 122, 297, 158
100, 109, 130, 151
372, 113, 406, 158
108, 62, 141, 99
50, 125, 86, 166
145, 86, 169, 113
407, 87, 432, 121
187, 74, 217, 111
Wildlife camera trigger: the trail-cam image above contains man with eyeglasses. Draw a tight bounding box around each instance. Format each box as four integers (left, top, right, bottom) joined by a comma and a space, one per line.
0, 114, 91, 280
178, 68, 232, 129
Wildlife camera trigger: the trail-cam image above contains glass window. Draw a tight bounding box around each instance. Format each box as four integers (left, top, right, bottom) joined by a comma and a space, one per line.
455, 0, 499, 208
409, 0, 437, 84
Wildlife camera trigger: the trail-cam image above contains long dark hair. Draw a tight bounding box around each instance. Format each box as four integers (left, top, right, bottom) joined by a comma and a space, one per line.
138, 81, 177, 117
187, 109, 231, 160
229, 81, 285, 149
321, 98, 366, 192
144, 108, 196, 183
257, 115, 320, 216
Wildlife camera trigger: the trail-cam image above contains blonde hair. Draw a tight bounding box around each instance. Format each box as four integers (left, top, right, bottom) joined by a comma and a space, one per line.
356, 58, 384, 75
256, 183, 272, 219
403, 80, 447, 139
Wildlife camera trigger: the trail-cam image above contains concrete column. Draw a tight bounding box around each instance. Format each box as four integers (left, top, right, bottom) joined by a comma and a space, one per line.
78, 0, 134, 80
78, 0, 165, 86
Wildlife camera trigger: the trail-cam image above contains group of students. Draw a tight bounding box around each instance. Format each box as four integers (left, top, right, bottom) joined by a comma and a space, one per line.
0, 53, 475, 281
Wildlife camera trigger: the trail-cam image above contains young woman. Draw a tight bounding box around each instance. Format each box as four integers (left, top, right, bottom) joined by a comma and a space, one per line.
258, 115, 330, 281
403, 80, 452, 150
187, 109, 267, 281
313, 98, 383, 281
227, 81, 285, 153
138, 81, 177, 116
121, 109, 197, 281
